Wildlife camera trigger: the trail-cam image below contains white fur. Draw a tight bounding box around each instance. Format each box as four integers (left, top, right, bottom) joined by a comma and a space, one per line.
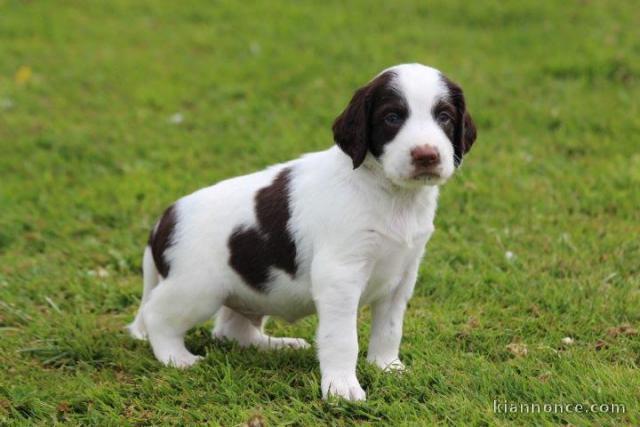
128, 64, 461, 400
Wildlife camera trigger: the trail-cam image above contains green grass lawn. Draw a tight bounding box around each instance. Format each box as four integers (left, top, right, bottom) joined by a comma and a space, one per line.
1, 0, 639, 425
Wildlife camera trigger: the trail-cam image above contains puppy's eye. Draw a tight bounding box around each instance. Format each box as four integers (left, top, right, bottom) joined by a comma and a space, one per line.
437, 111, 452, 124
384, 112, 402, 125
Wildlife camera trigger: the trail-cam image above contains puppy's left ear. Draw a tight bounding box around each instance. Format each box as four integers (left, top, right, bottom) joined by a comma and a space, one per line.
462, 110, 477, 154
441, 75, 478, 162
332, 85, 371, 169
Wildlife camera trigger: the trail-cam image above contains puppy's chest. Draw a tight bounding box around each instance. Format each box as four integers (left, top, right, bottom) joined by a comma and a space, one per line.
362, 229, 431, 304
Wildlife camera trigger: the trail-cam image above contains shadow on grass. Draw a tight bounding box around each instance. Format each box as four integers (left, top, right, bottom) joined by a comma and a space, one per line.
186, 326, 318, 373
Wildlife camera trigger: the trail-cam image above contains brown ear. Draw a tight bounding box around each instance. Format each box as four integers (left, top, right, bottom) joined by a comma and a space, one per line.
441, 74, 477, 163
462, 110, 477, 154
332, 86, 370, 169
332, 72, 395, 168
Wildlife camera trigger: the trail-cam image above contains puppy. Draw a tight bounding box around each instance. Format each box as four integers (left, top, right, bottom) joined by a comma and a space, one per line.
128, 63, 477, 401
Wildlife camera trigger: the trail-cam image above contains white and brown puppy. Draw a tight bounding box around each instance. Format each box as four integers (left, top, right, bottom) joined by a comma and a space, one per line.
128, 63, 477, 401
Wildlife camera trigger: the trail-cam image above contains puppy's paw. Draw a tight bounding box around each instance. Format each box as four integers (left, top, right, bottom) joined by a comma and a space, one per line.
126, 319, 148, 341
321, 374, 366, 401
368, 356, 406, 372
266, 337, 311, 350
381, 359, 406, 372
161, 353, 203, 369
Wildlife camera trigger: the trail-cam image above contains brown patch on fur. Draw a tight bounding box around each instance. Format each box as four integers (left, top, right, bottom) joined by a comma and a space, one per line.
228, 168, 297, 292
332, 71, 407, 168
148, 204, 177, 278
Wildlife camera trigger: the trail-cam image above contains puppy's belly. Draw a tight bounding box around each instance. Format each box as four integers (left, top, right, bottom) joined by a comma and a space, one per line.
221, 238, 421, 322
224, 271, 316, 322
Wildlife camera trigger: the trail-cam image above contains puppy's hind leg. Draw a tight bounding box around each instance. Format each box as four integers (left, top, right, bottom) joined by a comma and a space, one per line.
143, 274, 224, 368
213, 306, 310, 350
127, 246, 159, 340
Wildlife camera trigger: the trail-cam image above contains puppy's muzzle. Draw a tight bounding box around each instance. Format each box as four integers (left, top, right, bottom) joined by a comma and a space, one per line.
410, 145, 441, 178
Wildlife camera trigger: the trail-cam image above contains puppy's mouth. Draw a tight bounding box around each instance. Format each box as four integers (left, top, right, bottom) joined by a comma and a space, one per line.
410, 170, 441, 180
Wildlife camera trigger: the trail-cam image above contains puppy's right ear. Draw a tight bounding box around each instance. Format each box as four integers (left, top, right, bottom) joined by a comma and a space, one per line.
332, 86, 370, 169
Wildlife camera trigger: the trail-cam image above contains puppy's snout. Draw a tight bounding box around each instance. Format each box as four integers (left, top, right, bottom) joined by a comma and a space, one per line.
410, 145, 440, 167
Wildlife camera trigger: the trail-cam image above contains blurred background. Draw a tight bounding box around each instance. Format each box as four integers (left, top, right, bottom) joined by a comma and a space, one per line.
0, 0, 638, 424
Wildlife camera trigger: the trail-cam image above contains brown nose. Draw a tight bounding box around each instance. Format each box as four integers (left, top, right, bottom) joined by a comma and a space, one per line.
411, 145, 440, 167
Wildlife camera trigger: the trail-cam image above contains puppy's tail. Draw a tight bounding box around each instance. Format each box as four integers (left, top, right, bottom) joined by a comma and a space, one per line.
126, 246, 160, 340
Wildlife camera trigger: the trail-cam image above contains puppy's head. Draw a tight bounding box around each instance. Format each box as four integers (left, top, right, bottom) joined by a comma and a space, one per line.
333, 63, 476, 188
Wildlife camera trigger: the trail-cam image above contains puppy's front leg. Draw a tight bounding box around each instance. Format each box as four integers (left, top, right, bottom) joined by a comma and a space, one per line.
367, 249, 423, 372
367, 290, 410, 372
312, 255, 368, 401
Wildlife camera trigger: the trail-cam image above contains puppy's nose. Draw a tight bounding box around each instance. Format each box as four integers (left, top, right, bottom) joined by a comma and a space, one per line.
411, 145, 440, 167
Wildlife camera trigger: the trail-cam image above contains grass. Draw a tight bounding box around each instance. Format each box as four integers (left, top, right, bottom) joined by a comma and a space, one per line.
1, 0, 639, 425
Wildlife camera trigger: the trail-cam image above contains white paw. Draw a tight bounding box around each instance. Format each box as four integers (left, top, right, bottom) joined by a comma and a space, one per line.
266, 337, 311, 350
161, 353, 203, 369
368, 356, 406, 372
126, 320, 148, 341
382, 359, 406, 372
322, 374, 366, 401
